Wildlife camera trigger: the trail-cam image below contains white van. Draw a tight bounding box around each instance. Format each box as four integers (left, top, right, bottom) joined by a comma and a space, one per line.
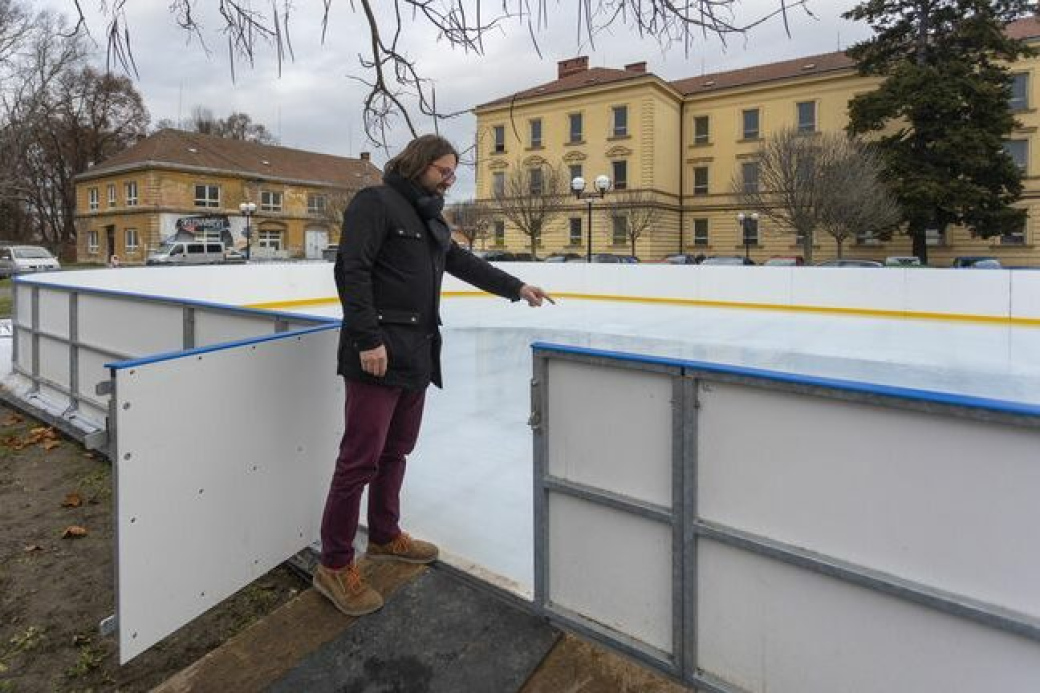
0, 245, 61, 278
146, 241, 226, 266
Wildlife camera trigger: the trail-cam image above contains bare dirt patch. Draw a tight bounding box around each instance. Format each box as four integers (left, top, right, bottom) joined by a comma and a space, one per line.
0, 403, 307, 692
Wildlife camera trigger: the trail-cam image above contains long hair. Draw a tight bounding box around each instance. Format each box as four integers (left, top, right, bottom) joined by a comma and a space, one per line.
384, 134, 458, 181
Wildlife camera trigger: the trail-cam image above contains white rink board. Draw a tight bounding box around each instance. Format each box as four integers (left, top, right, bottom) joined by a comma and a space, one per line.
697, 539, 1040, 693
696, 381, 1040, 617
78, 294, 183, 356
548, 492, 673, 652
37, 288, 70, 338
193, 311, 283, 347
113, 327, 342, 662
546, 359, 673, 507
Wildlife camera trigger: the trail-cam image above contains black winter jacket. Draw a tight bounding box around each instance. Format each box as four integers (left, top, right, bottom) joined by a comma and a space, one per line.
335, 175, 524, 390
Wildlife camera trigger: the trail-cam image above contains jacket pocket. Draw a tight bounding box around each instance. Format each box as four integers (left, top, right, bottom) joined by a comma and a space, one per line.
376, 308, 421, 325
391, 227, 424, 240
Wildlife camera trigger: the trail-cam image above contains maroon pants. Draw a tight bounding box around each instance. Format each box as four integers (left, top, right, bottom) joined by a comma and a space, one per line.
320, 379, 427, 570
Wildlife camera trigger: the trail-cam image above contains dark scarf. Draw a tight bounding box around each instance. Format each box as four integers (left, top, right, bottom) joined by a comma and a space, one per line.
384, 170, 451, 250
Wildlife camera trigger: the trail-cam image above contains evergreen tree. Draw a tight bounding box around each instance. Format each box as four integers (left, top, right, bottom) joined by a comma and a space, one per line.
844, 1, 1035, 262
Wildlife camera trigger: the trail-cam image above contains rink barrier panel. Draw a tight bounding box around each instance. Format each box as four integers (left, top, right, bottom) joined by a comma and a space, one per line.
10, 277, 331, 437
106, 324, 342, 663
531, 343, 1040, 692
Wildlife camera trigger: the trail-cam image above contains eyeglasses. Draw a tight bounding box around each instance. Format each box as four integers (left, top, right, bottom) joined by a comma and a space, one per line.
429, 163, 456, 182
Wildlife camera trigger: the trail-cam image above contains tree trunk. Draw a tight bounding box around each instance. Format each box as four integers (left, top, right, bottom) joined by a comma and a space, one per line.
631, 236, 637, 258
836, 237, 844, 259
801, 229, 814, 265
909, 223, 929, 265
530, 229, 538, 261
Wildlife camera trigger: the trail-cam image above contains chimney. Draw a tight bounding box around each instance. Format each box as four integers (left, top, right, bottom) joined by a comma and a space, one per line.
360, 151, 370, 162
624, 61, 647, 73
557, 56, 589, 79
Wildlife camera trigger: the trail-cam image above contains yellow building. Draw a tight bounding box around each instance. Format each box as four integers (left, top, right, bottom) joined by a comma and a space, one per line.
73, 129, 380, 264
473, 17, 1040, 266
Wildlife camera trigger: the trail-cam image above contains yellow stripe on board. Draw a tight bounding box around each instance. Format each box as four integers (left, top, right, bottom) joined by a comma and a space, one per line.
248, 291, 1040, 327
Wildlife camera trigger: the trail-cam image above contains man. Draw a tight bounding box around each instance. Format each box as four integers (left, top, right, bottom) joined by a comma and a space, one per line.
315, 135, 552, 615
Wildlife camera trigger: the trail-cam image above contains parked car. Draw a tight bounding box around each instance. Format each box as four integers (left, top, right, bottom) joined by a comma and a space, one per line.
952, 256, 1002, 268
224, 248, 247, 264
884, 256, 922, 267
618, 255, 640, 264
473, 250, 516, 262
543, 253, 582, 263
146, 241, 227, 266
814, 258, 884, 268
0, 245, 61, 278
702, 255, 755, 266
512, 252, 536, 262
321, 245, 338, 262
590, 253, 625, 263
762, 255, 804, 266
661, 253, 703, 265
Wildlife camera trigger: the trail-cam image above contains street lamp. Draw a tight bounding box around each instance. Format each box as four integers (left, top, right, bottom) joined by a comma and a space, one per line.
571, 174, 612, 262
239, 201, 257, 261
737, 211, 759, 261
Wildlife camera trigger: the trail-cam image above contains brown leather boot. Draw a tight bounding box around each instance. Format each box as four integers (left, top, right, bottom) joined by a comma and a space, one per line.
312, 562, 383, 616
367, 531, 439, 564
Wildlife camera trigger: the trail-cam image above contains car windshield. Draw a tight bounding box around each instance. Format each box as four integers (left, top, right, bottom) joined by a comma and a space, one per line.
13, 247, 53, 259
703, 257, 743, 265
154, 243, 176, 255
765, 258, 796, 266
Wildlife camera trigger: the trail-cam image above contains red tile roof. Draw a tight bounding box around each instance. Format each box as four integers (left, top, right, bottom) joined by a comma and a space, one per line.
78, 129, 382, 189
479, 16, 1040, 107
476, 67, 651, 110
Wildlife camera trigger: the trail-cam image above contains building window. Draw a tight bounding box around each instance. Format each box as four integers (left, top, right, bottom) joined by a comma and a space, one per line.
856, 230, 881, 246
569, 113, 583, 143
87, 229, 99, 254
258, 229, 284, 251
493, 125, 505, 153
194, 184, 220, 208
741, 161, 761, 193
529, 168, 543, 196
308, 193, 327, 214
493, 220, 505, 246
568, 164, 583, 183
1004, 139, 1028, 173
1002, 224, 1026, 246
693, 166, 709, 196
261, 190, 283, 212
612, 105, 628, 137
742, 108, 761, 140
693, 218, 709, 246
125, 228, 139, 253
89, 188, 99, 211
1010, 73, 1029, 111
797, 101, 817, 133
125, 181, 138, 206
693, 116, 710, 145
107, 184, 116, 207
529, 119, 542, 148
612, 216, 628, 245
569, 217, 583, 246
741, 216, 759, 246
493, 172, 505, 197
925, 227, 946, 247
612, 160, 628, 190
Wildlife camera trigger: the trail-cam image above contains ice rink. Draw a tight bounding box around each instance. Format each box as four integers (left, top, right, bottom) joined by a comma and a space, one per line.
297, 295, 1040, 591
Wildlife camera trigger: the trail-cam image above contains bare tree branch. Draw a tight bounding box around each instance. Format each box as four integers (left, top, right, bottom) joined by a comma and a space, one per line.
493, 160, 569, 260
69, 1, 814, 150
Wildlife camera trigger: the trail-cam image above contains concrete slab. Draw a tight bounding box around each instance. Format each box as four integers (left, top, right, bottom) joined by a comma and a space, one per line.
266, 569, 559, 693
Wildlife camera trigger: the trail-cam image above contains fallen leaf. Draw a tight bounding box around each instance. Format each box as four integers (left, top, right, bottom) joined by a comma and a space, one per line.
72, 634, 91, 647
29, 426, 49, 436
23, 544, 43, 552
61, 492, 83, 508
82, 452, 95, 459
62, 525, 88, 539
42, 440, 60, 451
2, 414, 23, 426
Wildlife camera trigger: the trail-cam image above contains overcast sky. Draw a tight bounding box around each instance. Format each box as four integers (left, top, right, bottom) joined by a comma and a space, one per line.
50, 0, 871, 197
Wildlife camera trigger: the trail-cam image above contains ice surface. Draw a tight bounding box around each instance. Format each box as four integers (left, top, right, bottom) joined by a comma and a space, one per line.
302, 298, 1040, 593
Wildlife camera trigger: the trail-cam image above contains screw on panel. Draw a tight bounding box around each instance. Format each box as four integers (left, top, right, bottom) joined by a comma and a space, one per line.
132, 632, 137, 639
130, 517, 136, 523
198, 488, 204, 495
252, 465, 258, 471
123, 453, 132, 461
122, 402, 131, 410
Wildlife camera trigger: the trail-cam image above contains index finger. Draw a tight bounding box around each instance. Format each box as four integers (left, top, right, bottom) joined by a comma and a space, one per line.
544, 294, 556, 305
